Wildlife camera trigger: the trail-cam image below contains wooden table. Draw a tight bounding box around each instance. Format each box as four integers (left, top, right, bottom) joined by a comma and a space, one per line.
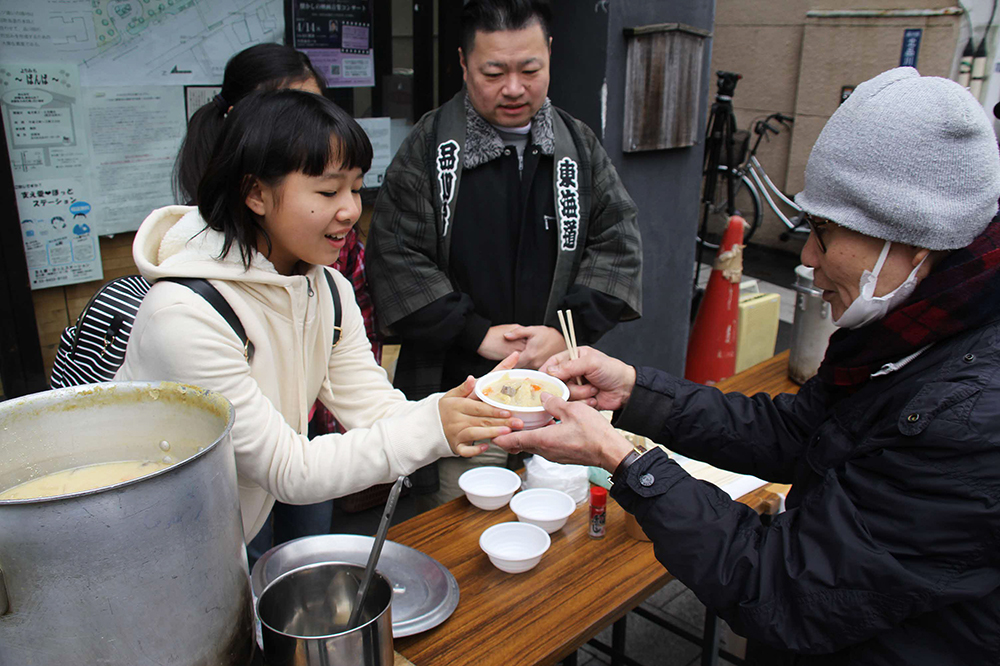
390, 352, 799, 666
716, 350, 799, 397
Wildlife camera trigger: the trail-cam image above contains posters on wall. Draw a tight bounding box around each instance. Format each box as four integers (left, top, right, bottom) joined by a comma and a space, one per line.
184, 85, 223, 122
0, 0, 288, 287
0, 0, 284, 87
0, 62, 103, 288
16, 179, 101, 288
293, 0, 374, 88
355, 117, 390, 188
84, 86, 187, 235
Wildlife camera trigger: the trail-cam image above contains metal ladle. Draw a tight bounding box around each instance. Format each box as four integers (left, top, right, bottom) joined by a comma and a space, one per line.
347, 475, 410, 630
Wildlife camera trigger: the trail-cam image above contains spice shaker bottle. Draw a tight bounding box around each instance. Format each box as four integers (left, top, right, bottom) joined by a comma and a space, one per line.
589, 486, 607, 538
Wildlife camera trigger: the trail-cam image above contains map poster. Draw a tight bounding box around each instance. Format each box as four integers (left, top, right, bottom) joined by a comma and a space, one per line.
0, 62, 103, 288
0, 63, 90, 179
293, 0, 374, 87
0, 0, 284, 88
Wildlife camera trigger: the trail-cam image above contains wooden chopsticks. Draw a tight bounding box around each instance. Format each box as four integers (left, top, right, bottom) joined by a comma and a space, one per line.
556, 309, 582, 385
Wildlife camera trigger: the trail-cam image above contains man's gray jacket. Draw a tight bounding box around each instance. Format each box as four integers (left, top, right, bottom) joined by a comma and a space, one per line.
368, 92, 642, 398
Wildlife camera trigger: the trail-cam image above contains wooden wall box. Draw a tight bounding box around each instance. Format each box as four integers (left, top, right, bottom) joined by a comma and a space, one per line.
623, 23, 710, 152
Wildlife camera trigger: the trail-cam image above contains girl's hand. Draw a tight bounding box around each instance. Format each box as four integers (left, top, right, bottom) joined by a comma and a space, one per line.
439, 376, 521, 456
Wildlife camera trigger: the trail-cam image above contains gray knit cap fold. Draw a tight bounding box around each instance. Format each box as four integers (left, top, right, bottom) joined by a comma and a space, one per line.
794, 67, 1000, 250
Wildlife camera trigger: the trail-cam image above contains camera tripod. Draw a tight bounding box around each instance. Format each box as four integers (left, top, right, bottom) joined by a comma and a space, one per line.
692, 70, 743, 311
691, 71, 803, 315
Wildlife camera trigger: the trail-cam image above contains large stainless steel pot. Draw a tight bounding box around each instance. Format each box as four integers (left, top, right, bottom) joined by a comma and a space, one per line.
0, 381, 254, 665
788, 265, 838, 384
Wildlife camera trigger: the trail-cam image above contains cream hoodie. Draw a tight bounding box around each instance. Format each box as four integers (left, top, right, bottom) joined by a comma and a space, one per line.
117, 206, 454, 540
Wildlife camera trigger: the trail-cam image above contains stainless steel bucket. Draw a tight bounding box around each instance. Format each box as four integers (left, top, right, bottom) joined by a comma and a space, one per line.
0, 382, 254, 665
788, 265, 838, 384
258, 562, 394, 666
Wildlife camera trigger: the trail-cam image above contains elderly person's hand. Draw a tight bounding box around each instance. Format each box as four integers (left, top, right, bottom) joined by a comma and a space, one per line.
493, 393, 633, 470
538, 346, 636, 411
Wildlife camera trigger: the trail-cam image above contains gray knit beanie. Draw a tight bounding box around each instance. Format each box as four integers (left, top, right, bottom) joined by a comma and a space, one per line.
794, 67, 1000, 250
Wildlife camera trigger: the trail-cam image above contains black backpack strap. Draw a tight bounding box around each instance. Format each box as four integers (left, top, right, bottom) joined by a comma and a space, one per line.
322, 268, 343, 348
161, 277, 255, 363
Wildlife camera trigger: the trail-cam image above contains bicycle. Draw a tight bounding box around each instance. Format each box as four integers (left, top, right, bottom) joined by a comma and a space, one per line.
696, 71, 809, 252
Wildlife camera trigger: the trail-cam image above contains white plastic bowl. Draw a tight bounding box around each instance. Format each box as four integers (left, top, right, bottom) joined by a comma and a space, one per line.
509, 488, 576, 533
479, 522, 551, 574
474, 369, 570, 430
458, 466, 521, 510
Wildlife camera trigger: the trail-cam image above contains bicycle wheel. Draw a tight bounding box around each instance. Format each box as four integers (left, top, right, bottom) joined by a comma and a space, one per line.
696, 166, 762, 251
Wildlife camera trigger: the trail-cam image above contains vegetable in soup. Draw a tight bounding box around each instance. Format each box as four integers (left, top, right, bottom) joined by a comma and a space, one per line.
483, 374, 562, 407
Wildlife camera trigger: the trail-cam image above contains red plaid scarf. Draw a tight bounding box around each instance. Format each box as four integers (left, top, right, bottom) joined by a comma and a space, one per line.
818, 217, 1000, 387
313, 228, 383, 434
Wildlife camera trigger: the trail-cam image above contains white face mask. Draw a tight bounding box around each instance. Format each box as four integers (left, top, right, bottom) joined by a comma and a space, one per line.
834, 240, 927, 329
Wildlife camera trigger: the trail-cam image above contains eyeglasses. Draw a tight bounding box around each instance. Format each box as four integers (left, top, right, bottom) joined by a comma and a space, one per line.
803, 213, 830, 253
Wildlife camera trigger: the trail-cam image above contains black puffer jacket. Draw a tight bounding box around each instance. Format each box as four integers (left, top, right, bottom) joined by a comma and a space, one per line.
612, 318, 1000, 665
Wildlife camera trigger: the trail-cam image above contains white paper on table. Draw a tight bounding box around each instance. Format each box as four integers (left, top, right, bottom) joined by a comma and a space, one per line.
84, 86, 186, 235
615, 417, 770, 501
667, 451, 768, 501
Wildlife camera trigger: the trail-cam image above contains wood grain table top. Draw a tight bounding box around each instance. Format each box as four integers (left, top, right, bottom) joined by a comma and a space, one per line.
715, 350, 799, 397
390, 353, 799, 666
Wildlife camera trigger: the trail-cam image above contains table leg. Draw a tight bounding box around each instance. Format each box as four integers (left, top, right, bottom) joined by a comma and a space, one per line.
612, 615, 627, 666
560, 650, 578, 666
701, 612, 720, 666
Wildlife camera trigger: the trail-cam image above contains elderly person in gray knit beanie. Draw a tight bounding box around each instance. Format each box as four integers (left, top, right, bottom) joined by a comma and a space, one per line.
491, 67, 1000, 665
796, 66, 1000, 329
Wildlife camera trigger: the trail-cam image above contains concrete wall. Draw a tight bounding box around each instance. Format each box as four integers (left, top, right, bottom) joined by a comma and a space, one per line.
786, 13, 959, 196
960, 0, 1000, 136
549, 0, 716, 374
710, 0, 804, 251
710, 0, 960, 253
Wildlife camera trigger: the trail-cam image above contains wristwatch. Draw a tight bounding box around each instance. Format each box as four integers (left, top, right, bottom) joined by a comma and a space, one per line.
610, 440, 647, 486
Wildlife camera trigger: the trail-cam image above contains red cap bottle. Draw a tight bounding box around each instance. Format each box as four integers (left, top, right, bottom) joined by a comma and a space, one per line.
589, 486, 608, 538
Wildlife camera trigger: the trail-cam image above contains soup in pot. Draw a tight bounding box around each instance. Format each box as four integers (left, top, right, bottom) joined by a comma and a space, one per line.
0, 460, 174, 500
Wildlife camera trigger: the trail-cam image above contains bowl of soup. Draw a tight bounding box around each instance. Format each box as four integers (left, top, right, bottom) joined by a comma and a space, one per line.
474, 369, 569, 430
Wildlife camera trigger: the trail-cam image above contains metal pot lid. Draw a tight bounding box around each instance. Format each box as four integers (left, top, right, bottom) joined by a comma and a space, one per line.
794, 264, 815, 288
251, 534, 459, 638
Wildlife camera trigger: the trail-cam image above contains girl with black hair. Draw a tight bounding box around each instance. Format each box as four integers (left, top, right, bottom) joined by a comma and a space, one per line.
119, 90, 519, 542
173, 42, 325, 205
175, 43, 382, 549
